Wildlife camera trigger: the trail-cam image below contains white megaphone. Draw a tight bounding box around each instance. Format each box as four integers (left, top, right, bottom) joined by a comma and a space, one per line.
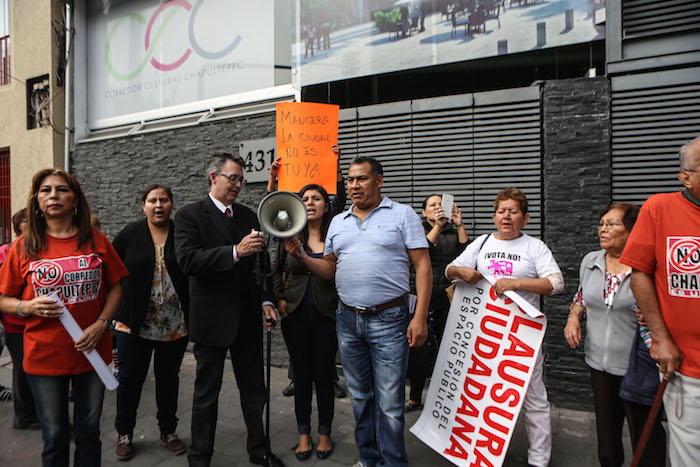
257, 191, 308, 239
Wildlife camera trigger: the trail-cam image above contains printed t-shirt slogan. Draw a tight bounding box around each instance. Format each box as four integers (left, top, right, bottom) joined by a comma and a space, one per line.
30, 254, 103, 305
667, 236, 700, 298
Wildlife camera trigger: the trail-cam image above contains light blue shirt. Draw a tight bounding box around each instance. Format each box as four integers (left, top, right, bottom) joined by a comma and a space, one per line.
324, 196, 428, 307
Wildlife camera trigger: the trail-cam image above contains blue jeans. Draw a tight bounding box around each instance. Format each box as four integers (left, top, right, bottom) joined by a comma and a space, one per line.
27, 371, 104, 467
336, 302, 410, 467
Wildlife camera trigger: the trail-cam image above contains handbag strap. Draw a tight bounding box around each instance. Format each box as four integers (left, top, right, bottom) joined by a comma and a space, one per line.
478, 233, 491, 253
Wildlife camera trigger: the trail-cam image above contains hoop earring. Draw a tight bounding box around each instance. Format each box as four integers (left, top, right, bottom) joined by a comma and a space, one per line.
35, 209, 44, 219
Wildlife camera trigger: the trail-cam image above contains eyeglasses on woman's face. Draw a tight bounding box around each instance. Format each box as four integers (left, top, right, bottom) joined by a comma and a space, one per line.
598, 221, 623, 230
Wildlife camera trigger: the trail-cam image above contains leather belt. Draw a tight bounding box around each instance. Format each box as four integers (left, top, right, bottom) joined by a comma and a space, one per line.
341, 296, 405, 316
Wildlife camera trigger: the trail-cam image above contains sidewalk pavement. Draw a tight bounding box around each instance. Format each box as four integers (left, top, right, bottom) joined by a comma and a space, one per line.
0, 351, 628, 466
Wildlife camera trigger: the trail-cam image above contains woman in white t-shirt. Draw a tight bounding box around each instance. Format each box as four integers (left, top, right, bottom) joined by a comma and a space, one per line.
445, 187, 564, 467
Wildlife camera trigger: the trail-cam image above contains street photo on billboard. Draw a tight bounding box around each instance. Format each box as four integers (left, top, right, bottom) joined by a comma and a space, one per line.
293, 0, 605, 86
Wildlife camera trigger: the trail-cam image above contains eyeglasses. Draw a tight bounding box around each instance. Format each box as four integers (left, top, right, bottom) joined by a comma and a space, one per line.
217, 173, 246, 186
598, 221, 623, 230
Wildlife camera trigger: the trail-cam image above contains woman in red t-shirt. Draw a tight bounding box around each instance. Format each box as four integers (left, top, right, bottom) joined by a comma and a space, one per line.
0, 169, 128, 466
0, 208, 42, 430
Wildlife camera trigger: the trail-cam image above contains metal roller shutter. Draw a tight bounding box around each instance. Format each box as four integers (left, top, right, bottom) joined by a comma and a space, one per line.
611, 67, 700, 205
622, 0, 700, 38
472, 88, 542, 236
411, 94, 475, 228
337, 107, 359, 176
337, 85, 543, 238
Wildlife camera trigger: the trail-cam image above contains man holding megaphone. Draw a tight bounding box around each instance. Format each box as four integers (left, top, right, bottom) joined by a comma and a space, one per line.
174, 153, 284, 467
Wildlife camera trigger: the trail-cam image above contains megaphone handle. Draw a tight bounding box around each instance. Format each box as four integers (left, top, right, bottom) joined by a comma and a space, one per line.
255, 251, 263, 290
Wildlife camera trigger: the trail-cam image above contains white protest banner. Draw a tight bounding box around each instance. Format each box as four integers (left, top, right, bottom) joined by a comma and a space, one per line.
410, 280, 547, 467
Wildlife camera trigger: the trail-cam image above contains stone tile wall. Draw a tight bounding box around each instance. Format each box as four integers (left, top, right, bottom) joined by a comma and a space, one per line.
541, 77, 611, 410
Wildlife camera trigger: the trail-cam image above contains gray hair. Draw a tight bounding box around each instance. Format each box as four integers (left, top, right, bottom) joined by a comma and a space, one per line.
206, 153, 245, 185
680, 136, 700, 171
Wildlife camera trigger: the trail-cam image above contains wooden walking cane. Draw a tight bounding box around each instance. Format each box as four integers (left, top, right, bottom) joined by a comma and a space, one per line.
629, 375, 671, 467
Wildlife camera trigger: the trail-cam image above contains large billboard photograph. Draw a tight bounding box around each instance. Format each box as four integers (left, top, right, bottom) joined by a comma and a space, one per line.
293, 0, 605, 86
87, 0, 275, 125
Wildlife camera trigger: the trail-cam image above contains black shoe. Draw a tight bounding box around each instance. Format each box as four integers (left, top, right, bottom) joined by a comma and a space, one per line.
315, 441, 333, 460
282, 382, 295, 397
333, 382, 347, 398
294, 440, 313, 461
249, 452, 285, 467
13, 419, 42, 430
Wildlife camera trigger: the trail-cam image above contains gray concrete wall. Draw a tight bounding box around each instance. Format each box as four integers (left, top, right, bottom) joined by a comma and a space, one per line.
72, 77, 613, 409
541, 77, 611, 411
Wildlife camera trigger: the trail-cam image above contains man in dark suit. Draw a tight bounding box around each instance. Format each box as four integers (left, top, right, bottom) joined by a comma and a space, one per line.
175, 153, 284, 467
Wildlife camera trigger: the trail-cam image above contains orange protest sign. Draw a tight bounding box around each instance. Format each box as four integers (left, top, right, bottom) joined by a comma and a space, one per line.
276, 102, 339, 195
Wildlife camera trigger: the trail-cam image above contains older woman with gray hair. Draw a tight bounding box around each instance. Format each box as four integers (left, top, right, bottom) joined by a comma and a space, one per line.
446, 187, 564, 467
564, 202, 666, 466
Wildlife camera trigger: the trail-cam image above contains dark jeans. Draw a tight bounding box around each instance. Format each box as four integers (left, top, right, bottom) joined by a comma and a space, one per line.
288, 354, 340, 384
624, 399, 667, 467
407, 300, 449, 403
282, 307, 336, 435
27, 371, 104, 467
407, 326, 434, 403
5, 331, 39, 427
115, 333, 188, 436
590, 369, 666, 467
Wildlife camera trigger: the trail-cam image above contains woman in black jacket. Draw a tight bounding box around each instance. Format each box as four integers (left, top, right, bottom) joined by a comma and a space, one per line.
111, 184, 189, 461
406, 194, 468, 410
273, 184, 338, 461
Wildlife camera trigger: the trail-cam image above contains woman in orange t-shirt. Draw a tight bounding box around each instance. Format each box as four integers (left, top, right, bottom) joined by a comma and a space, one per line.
0, 208, 42, 430
0, 169, 128, 467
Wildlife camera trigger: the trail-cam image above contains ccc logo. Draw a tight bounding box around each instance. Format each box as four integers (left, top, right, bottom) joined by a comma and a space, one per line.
105, 0, 241, 81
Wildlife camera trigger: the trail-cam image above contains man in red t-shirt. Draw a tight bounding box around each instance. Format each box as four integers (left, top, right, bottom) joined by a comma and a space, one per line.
621, 136, 700, 466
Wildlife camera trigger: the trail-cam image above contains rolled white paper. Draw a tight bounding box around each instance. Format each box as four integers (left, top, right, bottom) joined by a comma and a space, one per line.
47, 292, 119, 390
482, 274, 544, 318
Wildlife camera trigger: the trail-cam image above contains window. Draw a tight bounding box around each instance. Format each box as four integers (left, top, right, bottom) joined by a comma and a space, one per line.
0, 0, 7, 37
0, 0, 9, 86
0, 148, 10, 244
